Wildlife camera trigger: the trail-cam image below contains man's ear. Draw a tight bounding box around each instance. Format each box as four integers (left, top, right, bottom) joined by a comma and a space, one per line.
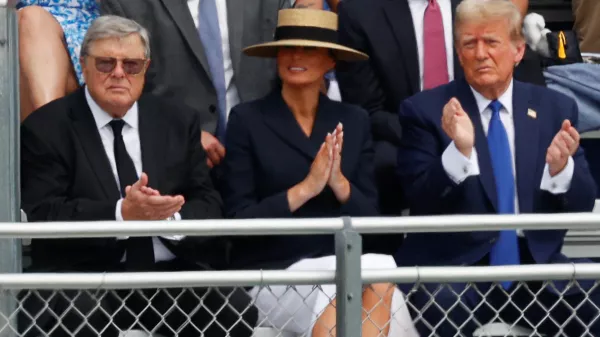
513, 39, 526, 66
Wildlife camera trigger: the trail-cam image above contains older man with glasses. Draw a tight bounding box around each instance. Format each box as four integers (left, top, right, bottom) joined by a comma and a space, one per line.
19, 15, 256, 337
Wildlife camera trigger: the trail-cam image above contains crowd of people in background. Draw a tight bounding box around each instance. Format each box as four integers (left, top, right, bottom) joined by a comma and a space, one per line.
13, 0, 600, 336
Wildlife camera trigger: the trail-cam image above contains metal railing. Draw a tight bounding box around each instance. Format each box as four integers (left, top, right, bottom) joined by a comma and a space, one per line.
0, 215, 599, 336
0, 2, 22, 337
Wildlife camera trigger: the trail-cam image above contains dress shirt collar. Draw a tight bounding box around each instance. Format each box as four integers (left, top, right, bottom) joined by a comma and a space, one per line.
85, 86, 139, 130
469, 79, 514, 116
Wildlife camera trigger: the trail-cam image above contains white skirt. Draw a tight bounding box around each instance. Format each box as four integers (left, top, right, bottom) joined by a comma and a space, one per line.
249, 254, 419, 337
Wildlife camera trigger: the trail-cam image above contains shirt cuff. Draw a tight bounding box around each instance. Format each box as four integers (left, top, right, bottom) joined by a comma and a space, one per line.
116, 202, 184, 241
162, 212, 184, 241
115, 199, 128, 240
540, 156, 574, 194
441, 142, 480, 184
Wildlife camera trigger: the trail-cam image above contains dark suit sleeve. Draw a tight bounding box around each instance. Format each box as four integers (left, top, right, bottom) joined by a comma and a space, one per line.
99, 0, 126, 15
179, 112, 224, 219
21, 124, 116, 222
397, 99, 467, 213
336, 2, 402, 146
540, 99, 597, 213
222, 108, 293, 219
341, 113, 379, 216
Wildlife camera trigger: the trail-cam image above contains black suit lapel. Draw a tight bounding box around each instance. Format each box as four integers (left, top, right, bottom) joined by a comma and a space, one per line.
262, 92, 317, 159
309, 95, 344, 149
138, 96, 167, 190
456, 79, 498, 210
161, 0, 213, 83
69, 89, 121, 200
262, 92, 339, 160
383, 0, 420, 94
512, 81, 538, 213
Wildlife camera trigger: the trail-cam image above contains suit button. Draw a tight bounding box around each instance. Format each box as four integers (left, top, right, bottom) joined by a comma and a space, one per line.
209, 105, 217, 113
490, 237, 497, 244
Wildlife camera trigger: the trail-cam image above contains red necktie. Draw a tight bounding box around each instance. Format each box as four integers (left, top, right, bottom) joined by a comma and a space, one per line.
423, 0, 449, 90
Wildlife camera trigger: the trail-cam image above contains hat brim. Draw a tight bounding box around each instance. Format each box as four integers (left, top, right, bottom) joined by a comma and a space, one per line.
243, 39, 369, 61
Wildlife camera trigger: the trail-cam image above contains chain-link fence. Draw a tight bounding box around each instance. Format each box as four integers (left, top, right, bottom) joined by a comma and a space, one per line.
0, 264, 597, 337
0, 212, 599, 337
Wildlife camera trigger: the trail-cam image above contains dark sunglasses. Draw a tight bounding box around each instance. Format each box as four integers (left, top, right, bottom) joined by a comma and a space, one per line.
87, 55, 148, 75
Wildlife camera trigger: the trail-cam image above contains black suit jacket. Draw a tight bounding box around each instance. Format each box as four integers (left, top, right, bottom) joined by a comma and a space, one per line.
336, 0, 463, 146
21, 88, 223, 271
221, 91, 379, 269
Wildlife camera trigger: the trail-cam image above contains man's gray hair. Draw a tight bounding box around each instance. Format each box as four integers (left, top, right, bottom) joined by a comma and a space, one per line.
81, 15, 151, 58
454, 0, 524, 44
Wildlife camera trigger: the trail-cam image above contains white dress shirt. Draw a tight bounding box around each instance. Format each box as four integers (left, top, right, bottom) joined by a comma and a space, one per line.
441, 80, 575, 234
188, 0, 240, 123
408, 0, 455, 90
85, 88, 180, 263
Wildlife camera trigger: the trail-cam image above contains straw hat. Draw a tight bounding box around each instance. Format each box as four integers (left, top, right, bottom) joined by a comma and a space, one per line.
243, 9, 368, 61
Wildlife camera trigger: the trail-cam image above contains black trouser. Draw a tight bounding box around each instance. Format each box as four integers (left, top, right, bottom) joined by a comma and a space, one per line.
18, 259, 257, 337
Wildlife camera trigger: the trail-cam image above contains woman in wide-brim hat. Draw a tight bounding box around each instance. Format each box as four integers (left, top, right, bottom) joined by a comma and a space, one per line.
221, 8, 418, 337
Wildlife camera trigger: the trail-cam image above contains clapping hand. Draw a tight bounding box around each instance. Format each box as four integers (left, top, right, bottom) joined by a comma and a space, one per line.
302, 123, 349, 202
328, 123, 350, 203
121, 173, 185, 220
303, 132, 334, 199
442, 98, 475, 158
546, 120, 580, 176
288, 122, 350, 212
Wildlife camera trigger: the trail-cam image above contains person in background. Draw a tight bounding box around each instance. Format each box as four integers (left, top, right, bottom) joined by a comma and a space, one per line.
221, 9, 419, 337
395, 1, 600, 336
16, 0, 99, 121
101, 0, 332, 174
335, 0, 546, 221
573, 0, 600, 54
19, 16, 255, 337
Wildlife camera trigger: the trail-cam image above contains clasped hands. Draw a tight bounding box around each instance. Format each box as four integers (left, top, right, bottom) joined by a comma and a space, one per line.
301, 122, 350, 203
442, 97, 579, 177
121, 173, 185, 220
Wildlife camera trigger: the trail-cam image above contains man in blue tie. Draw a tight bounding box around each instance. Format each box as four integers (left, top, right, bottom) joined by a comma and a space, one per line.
395, 0, 600, 336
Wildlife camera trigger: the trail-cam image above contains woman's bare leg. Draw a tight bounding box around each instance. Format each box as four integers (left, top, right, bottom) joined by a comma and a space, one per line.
362, 283, 394, 337
18, 5, 78, 121
312, 283, 395, 337
312, 298, 337, 337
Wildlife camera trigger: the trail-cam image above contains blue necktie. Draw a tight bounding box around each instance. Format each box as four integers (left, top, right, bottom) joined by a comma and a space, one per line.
199, 0, 227, 140
487, 100, 520, 290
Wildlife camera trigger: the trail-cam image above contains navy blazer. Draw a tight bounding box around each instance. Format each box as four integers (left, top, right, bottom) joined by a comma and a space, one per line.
222, 90, 378, 269
395, 78, 596, 268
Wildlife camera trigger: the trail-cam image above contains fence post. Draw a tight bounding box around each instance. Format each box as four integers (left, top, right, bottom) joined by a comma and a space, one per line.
0, 0, 22, 336
335, 217, 362, 337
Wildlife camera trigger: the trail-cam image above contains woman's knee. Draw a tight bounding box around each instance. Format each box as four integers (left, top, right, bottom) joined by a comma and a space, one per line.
363, 283, 395, 305
18, 6, 61, 35
365, 283, 395, 297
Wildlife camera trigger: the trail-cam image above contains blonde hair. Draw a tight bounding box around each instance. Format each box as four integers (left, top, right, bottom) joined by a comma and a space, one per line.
454, 0, 524, 44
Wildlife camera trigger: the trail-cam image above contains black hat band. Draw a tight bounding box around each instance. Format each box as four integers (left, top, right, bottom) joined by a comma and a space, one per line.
274, 26, 338, 45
